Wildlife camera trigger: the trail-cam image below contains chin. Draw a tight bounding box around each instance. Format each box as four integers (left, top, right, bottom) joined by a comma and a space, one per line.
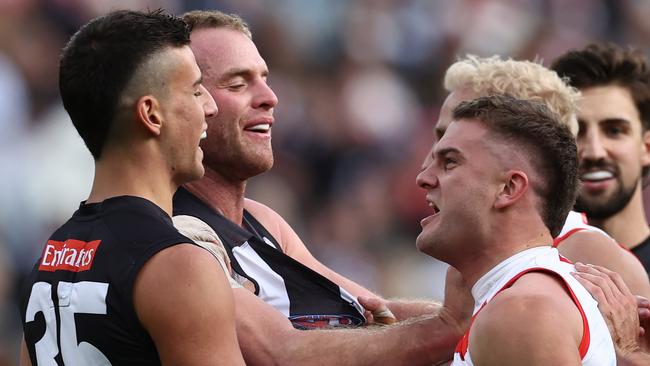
415, 234, 433, 255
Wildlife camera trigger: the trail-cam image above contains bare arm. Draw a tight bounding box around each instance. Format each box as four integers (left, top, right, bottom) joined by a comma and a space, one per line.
470, 273, 584, 365
20, 337, 32, 366
558, 230, 650, 299
233, 286, 464, 366
573, 263, 650, 365
245, 199, 443, 319
134, 244, 245, 366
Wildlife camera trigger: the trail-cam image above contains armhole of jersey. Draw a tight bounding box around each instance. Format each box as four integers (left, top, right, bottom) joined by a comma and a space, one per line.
455, 302, 486, 361
553, 228, 586, 248
456, 267, 590, 360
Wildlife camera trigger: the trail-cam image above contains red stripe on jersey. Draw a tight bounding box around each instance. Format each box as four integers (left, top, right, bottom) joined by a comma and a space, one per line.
553, 228, 586, 248
456, 267, 590, 360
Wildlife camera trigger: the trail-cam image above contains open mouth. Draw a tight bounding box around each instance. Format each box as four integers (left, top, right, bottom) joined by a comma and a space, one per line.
200, 131, 208, 140
580, 170, 614, 182
428, 201, 440, 215
244, 123, 272, 133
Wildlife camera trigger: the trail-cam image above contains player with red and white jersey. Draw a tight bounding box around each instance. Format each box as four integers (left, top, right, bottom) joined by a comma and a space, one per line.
452, 246, 615, 365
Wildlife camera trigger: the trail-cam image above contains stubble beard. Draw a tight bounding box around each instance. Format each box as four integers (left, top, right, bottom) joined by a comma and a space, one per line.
575, 177, 638, 220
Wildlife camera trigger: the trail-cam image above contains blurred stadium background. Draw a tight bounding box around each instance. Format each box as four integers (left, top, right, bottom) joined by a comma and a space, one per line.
3, 0, 650, 363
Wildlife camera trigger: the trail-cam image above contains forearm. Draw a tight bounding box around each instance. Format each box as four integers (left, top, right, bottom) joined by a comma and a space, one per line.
278, 315, 460, 366
235, 291, 461, 366
386, 298, 442, 320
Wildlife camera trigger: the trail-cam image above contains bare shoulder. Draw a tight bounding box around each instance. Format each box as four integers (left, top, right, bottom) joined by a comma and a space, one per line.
133, 243, 244, 365
559, 230, 621, 259
469, 272, 583, 365
134, 243, 230, 313
559, 230, 650, 297
244, 198, 302, 253
244, 199, 284, 231
244, 198, 281, 221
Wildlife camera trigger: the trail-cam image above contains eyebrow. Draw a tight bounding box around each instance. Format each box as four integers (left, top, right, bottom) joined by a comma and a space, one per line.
578, 117, 632, 125
435, 146, 461, 159
192, 74, 203, 87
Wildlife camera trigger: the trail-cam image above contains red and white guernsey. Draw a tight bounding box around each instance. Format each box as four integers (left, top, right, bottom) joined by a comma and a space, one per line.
452, 246, 616, 365
554, 210, 610, 246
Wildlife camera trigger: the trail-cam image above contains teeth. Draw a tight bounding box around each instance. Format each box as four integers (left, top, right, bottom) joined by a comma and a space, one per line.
200, 131, 207, 140
246, 123, 270, 132
582, 171, 613, 181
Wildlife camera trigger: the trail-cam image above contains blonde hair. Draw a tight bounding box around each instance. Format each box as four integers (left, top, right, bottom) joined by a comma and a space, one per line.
181, 10, 252, 39
444, 55, 580, 135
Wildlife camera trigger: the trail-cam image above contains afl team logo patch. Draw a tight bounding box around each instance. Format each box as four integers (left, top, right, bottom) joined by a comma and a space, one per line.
289, 314, 365, 330
38, 239, 101, 272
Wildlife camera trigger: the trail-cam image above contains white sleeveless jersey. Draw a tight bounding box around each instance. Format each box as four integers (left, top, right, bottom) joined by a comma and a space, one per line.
555, 210, 610, 245
451, 246, 616, 366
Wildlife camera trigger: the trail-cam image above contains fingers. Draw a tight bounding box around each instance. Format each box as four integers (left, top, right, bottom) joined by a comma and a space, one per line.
576, 262, 630, 297
638, 296, 650, 320
357, 295, 382, 312
357, 296, 396, 325
572, 262, 644, 354
573, 262, 625, 304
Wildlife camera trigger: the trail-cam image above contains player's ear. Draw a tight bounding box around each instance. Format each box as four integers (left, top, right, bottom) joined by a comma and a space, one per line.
135, 95, 163, 136
494, 170, 528, 209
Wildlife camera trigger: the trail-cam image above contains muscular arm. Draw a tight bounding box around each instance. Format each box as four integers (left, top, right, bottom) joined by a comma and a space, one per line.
233, 286, 463, 366
470, 273, 583, 366
558, 230, 650, 299
134, 244, 245, 366
244, 199, 442, 319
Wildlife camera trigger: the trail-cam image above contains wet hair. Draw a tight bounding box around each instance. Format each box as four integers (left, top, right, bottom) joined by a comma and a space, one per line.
59, 9, 190, 159
445, 55, 580, 135
454, 95, 579, 237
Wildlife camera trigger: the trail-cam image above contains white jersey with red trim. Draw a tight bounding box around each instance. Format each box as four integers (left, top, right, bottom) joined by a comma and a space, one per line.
555, 210, 610, 245
451, 246, 615, 366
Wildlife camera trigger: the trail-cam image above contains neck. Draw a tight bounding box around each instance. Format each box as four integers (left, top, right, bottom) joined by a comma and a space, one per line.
588, 184, 650, 249
455, 217, 553, 288
87, 149, 176, 216
184, 166, 247, 225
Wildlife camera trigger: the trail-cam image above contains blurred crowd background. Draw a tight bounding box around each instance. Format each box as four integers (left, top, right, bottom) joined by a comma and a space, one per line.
3, 0, 650, 363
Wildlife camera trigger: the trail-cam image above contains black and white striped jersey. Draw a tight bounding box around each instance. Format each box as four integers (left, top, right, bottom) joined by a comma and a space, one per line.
173, 187, 366, 329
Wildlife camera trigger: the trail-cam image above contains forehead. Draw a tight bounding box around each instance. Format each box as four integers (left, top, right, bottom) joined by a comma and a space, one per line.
189, 27, 267, 77
578, 85, 640, 126
436, 88, 479, 136
436, 119, 489, 154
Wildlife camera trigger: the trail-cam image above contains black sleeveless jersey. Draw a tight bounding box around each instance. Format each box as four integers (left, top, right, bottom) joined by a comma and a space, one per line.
20, 196, 193, 365
173, 187, 365, 329
632, 234, 650, 277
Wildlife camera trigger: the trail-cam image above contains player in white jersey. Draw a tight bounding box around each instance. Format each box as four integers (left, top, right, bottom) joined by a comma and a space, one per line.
452, 247, 614, 365
417, 95, 616, 364
429, 55, 650, 299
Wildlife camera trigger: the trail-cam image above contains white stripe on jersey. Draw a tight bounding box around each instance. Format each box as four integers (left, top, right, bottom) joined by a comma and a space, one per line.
233, 241, 291, 316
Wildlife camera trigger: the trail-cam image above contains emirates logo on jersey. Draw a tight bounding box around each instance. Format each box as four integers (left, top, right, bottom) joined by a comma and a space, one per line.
38, 239, 101, 272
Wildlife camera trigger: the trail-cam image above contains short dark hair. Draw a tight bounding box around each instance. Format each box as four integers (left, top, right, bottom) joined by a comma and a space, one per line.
59, 9, 190, 159
551, 42, 650, 132
453, 95, 579, 237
